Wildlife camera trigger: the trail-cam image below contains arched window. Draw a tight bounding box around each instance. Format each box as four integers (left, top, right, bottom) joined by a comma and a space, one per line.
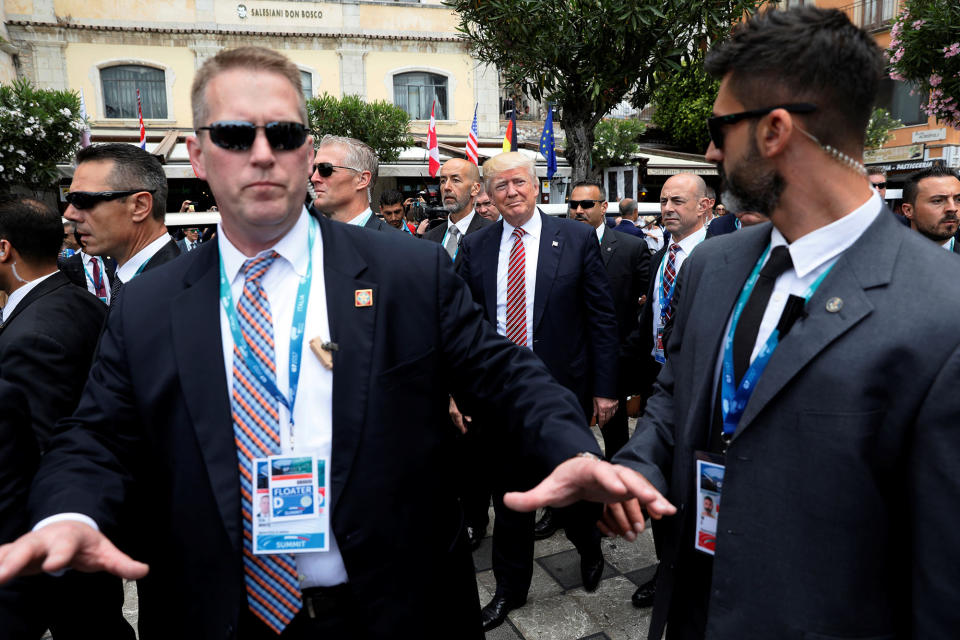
101, 65, 167, 119
393, 72, 447, 120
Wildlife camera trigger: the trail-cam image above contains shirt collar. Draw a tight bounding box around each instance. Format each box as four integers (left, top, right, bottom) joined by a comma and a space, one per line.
671, 225, 706, 254
116, 233, 171, 283
449, 210, 475, 235
80, 251, 94, 266
219, 206, 312, 282
595, 223, 605, 243
3, 271, 57, 322
503, 209, 542, 243
346, 207, 373, 227
769, 191, 883, 278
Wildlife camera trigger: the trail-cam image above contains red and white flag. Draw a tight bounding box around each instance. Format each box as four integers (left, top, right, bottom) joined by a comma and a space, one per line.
137, 88, 146, 150
465, 104, 479, 166
427, 100, 440, 177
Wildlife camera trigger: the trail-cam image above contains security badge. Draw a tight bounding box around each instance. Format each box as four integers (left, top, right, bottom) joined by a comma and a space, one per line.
355, 288, 373, 307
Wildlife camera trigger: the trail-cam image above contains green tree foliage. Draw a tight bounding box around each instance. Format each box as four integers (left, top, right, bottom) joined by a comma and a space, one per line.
864, 107, 903, 149
651, 60, 719, 154
306, 93, 413, 163
887, 0, 960, 128
446, 0, 766, 182
592, 118, 645, 168
0, 79, 86, 191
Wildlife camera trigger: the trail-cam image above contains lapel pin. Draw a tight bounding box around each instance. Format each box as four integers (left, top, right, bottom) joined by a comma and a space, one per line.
552, 240, 559, 247
309, 338, 338, 370
606, 246, 612, 252
354, 289, 373, 308
825, 297, 843, 313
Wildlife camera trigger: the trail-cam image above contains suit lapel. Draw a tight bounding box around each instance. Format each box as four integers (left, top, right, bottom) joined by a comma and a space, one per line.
141, 239, 181, 274
169, 241, 240, 549
481, 221, 503, 326
732, 214, 901, 438
319, 217, 377, 513
600, 228, 616, 267
533, 211, 561, 332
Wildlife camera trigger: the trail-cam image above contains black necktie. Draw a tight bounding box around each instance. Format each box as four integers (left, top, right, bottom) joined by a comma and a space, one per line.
732, 246, 793, 383
110, 275, 123, 308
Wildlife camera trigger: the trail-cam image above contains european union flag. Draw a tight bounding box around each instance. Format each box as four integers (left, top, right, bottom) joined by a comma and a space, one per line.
539, 107, 557, 179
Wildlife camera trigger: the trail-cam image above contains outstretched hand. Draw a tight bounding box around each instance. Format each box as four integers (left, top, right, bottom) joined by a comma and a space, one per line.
0, 521, 149, 585
503, 457, 675, 541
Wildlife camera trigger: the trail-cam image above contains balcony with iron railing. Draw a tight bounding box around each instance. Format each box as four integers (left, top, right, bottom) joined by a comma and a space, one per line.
835, 0, 901, 32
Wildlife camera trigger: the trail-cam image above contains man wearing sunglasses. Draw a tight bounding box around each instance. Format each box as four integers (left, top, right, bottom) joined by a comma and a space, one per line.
310, 135, 399, 233
502, 7, 960, 639
65, 143, 180, 305
0, 46, 606, 639
176, 227, 202, 253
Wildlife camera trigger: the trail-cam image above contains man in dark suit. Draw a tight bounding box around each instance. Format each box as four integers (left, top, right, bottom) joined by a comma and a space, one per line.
568, 181, 650, 457
504, 8, 960, 638
59, 240, 116, 304
0, 46, 602, 640
0, 196, 131, 638
423, 157, 494, 549
176, 226, 203, 252
456, 152, 619, 630
900, 162, 960, 252
613, 198, 647, 239
310, 134, 400, 233
65, 143, 180, 304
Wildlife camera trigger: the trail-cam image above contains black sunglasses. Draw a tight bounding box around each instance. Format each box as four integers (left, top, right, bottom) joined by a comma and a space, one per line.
65, 190, 155, 210
568, 199, 599, 210
707, 103, 817, 149
197, 121, 308, 151
312, 162, 362, 178
871, 181, 887, 189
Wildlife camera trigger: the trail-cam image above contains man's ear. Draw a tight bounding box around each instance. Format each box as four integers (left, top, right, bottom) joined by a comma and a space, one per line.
901, 203, 914, 221
356, 171, 372, 191
129, 192, 154, 223
757, 108, 794, 159
186, 135, 208, 181
0, 239, 11, 262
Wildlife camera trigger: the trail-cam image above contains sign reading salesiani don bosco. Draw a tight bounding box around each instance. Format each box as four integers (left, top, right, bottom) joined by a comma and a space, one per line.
236, 3, 324, 20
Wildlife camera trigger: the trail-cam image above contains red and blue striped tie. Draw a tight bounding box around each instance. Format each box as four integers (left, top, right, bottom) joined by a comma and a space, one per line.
231, 251, 302, 633
506, 228, 527, 347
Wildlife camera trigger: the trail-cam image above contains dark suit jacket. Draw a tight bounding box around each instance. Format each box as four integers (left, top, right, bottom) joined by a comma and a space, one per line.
58, 252, 116, 294
600, 228, 650, 396
141, 238, 181, 272
615, 209, 960, 639
176, 238, 202, 253
422, 212, 493, 245
0, 379, 38, 543
363, 212, 402, 233
613, 219, 646, 239
456, 211, 619, 419
0, 271, 106, 450
30, 213, 600, 639
705, 214, 738, 238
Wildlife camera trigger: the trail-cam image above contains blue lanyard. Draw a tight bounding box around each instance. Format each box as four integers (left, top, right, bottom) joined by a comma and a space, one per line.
657, 248, 679, 324
720, 245, 833, 439
218, 218, 316, 426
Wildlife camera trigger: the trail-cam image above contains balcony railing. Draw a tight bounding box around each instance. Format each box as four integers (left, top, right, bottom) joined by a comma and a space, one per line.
837, 0, 900, 31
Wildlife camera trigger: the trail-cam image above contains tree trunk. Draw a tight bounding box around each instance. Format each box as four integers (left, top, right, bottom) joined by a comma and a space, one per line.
564, 116, 597, 185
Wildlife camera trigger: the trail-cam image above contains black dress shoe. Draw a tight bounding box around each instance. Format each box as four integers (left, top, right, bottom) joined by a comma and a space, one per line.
580, 552, 605, 592
466, 525, 484, 551
480, 595, 525, 632
631, 575, 657, 608
533, 507, 558, 540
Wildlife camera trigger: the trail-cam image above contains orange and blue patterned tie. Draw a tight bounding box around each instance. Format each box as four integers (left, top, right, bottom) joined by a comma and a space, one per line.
231, 251, 302, 633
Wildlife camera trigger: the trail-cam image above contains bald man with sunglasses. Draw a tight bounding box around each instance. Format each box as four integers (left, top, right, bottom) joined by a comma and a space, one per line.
65, 144, 180, 305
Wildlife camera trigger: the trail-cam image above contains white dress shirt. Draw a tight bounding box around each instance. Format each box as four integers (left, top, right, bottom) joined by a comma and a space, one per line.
2, 271, 57, 323
645, 224, 665, 253
942, 237, 955, 251
595, 222, 605, 245
346, 207, 373, 227
219, 207, 346, 587
650, 225, 706, 353
81, 251, 111, 304
115, 233, 171, 284
496, 211, 542, 348
712, 192, 883, 388
445, 210, 476, 239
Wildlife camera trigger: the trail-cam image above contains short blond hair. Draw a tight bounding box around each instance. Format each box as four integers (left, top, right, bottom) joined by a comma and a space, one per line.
482, 152, 536, 190
191, 47, 308, 128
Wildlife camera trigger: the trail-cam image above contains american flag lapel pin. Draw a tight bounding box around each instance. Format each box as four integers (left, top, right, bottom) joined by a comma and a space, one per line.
552, 240, 559, 247
355, 289, 373, 307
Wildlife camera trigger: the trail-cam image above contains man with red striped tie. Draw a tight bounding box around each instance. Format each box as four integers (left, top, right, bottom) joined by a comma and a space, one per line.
456, 152, 620, 631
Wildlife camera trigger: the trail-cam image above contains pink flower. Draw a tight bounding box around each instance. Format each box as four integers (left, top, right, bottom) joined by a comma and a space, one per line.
889, 70, 906, 81
944, 43, 960, 58
930, 74, 943, 87
911, 19, 925, 28
890, 47, 904, 63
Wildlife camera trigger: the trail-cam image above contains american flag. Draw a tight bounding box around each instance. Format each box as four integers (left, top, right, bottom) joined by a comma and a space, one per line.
465, 104, 479, 165
137, 88, 146, 150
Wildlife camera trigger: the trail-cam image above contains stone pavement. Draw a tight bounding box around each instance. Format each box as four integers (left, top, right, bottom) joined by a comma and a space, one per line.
104, 426, 661, 640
